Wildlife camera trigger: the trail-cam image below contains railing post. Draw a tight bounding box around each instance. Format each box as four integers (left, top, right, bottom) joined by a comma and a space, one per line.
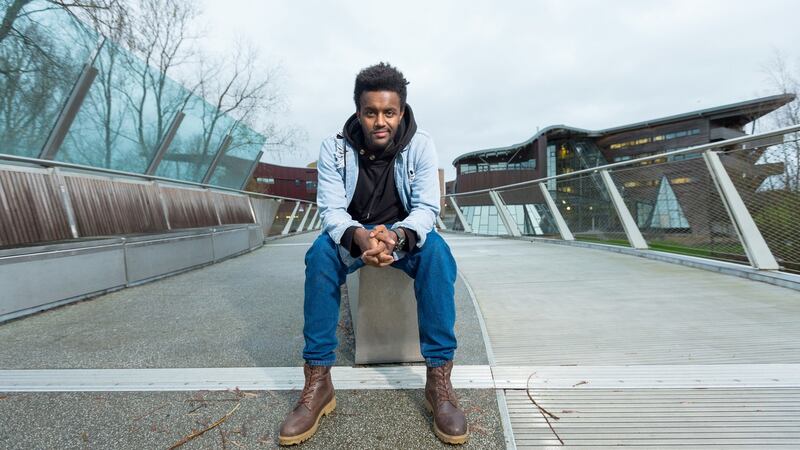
307, 207, 320, 231
447, 196, 472, 233
240, 151, 264, 191
281, 201, 301, 235
145, 111, 185, 175
153, 181, 172, 230
39, 63, 99, 160
489, 190, 522, 237
599, 169, 648, 249
202, 134, 233, 185
538, 182, 574, 240
296, 203, 313, 232
50, 168, 80, 239
436, 215, 447, 230
703, 150, 779, 270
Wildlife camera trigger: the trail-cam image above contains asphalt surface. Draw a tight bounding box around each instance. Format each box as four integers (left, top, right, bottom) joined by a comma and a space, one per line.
0, 388, 505, 449
0, 232, 488, 369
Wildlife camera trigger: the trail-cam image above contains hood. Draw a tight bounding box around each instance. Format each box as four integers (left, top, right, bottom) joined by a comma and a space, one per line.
341, 104, 417, 159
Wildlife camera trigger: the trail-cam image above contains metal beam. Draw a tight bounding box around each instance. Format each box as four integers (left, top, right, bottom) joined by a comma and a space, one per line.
239, 151, 263, 191
307, 207, 320, 231
281, 201, 301, 235
538, 183, 574, 240
436, 215, 447, 230
39, 64, 99, 160
50, 168, 80, 239
599, 169, 648, 249
296, 203, 313, 232
489, 190, 522, 237
201, 134, 233, 185
145, 111, 185, 175
447, 196, 472, 233
703, 150, 779, 270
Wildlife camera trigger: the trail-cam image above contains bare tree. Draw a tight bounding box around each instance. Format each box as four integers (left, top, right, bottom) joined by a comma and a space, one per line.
763, 52, 800, 191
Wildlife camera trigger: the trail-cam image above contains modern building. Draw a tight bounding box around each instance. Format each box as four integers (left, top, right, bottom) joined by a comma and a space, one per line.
249, 161, 318, 202
448, 94, 795, 248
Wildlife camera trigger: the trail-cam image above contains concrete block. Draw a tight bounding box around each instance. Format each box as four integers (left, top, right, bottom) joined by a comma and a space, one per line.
347, 266, 424, 364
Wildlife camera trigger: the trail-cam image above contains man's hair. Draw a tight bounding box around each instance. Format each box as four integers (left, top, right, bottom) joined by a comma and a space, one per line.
353, 62, 409, 110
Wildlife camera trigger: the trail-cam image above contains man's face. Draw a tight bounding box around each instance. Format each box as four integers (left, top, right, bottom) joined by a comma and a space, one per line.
357, 90, 404, 151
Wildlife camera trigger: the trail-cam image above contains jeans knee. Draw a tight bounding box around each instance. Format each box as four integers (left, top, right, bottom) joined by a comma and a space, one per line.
305, 233, 337, 267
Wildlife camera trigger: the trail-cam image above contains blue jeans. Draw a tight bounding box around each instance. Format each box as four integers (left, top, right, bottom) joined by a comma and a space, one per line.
302, 230, 458, 368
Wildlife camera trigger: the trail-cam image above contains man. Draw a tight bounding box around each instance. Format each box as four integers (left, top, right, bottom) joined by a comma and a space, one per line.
278, 62, 468, 446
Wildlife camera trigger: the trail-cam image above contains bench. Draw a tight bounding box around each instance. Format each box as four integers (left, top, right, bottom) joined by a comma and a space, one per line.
346, 266, 425, 364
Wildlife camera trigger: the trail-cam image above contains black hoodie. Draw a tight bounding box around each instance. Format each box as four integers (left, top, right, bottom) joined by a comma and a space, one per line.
339, 104, 418, 256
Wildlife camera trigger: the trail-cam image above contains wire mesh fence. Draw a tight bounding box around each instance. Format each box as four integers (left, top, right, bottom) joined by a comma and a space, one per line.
495, 183, 560, 237
551, 172, 627, 246
720, 139, 800, 273
609, 154, 747, 264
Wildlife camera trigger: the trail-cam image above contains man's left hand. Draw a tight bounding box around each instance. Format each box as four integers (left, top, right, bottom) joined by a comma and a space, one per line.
369, 225, 397, 267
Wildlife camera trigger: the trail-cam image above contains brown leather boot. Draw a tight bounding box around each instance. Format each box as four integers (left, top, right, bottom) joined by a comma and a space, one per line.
425, 361, 469, 444
279, 364, 336, 446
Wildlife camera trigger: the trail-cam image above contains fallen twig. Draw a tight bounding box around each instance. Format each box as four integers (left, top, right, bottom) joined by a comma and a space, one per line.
526, 372, 564, 445
131, 402, 170, 422
169, 402, 241, 449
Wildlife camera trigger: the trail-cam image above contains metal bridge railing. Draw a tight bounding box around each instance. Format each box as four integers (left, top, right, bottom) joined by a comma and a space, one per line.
442, 124, 800, 273
0, 154, 319, 248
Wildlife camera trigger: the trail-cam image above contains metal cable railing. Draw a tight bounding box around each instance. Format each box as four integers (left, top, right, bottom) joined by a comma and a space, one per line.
443, 124, 800, 273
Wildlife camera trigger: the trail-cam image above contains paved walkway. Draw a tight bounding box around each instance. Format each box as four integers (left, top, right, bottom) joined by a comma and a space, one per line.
447, 233, 800, 448
0, 232, 504, 449
3, 231, 800, 448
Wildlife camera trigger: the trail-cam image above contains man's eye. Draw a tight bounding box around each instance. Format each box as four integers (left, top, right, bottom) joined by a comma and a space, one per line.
385, 111, 395, 117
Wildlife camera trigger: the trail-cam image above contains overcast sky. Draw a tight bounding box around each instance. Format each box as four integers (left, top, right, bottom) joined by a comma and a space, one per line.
198, 0, 800, 179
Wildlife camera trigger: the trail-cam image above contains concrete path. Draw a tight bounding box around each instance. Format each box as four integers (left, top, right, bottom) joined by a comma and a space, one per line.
0, 232, 504, 449
447, 233, 800, 449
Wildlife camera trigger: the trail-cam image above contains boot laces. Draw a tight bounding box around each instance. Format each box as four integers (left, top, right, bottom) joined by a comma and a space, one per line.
433, 366, 453, 404
299, 367, 325, 408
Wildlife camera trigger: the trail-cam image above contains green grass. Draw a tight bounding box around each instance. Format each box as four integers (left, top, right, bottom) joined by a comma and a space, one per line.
573, 235, 745, 260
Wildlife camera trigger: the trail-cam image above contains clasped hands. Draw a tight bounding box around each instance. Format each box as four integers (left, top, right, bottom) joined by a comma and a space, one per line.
353, 225, 397, 268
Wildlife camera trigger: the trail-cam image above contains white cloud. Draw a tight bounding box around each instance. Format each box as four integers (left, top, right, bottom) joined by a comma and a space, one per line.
198, 0, 800, 179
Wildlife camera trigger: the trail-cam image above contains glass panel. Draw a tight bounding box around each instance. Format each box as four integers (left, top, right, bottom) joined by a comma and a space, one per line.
207, 123, 264, 189
156, 96, 235, 183
720, 141, 800, 273
57, 39, 190, 173
611, 155, 747, 263
0, 0, 97, 157
552, 172, 627, 245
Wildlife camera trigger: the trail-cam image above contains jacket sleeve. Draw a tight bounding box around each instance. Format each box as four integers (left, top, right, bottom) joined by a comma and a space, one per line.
317, 137, 362, 244
391, 133, 440, 248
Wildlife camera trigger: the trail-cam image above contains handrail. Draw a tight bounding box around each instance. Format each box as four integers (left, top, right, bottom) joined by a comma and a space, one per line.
0, 153, 315, 204
447, 124, 800, 197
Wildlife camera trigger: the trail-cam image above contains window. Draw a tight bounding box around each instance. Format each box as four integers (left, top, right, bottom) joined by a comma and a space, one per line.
305, 180, 317, 191
257, 177, 275, 184
294, 179, 302, 186
609, 128, 701, 150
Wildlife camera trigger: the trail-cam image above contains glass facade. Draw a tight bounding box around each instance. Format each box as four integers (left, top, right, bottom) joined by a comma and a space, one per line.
0, 1, 265, 189
0, 1, 96, 158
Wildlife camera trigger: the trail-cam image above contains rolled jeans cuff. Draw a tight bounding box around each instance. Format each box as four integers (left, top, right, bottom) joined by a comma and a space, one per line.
305, 359, 336, 367
425, 357, 452, 368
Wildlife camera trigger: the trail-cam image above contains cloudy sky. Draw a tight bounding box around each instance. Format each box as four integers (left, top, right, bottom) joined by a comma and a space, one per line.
198, 0, 800, 180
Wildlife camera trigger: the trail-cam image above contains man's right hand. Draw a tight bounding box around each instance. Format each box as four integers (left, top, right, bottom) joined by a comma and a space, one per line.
353, 227, 393, 267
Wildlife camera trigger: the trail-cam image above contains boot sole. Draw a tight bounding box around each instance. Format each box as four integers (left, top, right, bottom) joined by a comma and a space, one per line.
424, 399, 469, 445
278, 396, 336, 446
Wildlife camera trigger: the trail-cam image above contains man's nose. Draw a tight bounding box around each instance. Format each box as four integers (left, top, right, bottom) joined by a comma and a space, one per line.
374, 114, 386, 127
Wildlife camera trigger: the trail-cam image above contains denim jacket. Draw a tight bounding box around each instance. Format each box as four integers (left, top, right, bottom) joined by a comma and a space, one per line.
317, 128, 441, 253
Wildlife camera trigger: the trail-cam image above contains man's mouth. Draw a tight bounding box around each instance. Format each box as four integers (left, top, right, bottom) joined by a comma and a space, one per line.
372, 130, 389, 139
